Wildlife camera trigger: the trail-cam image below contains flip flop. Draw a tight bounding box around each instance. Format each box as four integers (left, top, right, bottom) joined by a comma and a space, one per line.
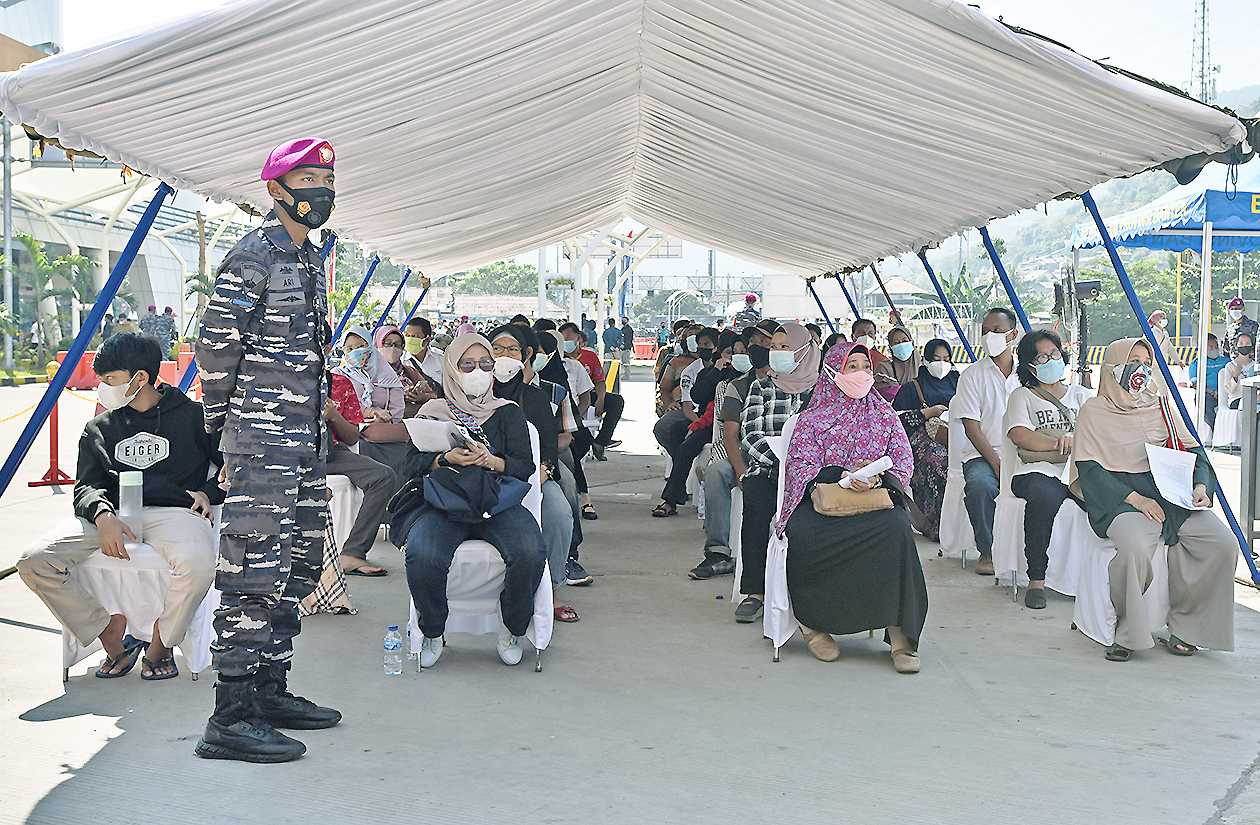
1163, 634, 1198, 656
652, 502, 678, 518
140, 654, 179, 681
554, 604, 580, 623
95, 635, 145, 678
345, 565, 388, 577
581, 504, 599, 521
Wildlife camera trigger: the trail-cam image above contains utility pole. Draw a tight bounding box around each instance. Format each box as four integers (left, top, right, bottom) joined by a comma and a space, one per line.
1190, 0, 1218, 103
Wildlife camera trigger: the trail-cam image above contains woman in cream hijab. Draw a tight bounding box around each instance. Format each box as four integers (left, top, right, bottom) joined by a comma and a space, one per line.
1073, 338, 1236, 662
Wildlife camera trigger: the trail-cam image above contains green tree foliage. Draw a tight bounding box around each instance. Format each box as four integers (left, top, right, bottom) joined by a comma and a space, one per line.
446, 261, 539, 296
17, 233, 95, 362
630, 290, 710, 321
912, 263, 998, 321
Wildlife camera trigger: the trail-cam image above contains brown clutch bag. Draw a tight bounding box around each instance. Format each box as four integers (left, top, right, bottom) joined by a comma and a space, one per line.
810, 482, 894, 517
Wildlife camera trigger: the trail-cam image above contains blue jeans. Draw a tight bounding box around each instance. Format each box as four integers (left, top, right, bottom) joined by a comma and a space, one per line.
404, 504, 546, 638
962, 458, 998, 557
703, 459, 736, 557
541, 480, 574, 586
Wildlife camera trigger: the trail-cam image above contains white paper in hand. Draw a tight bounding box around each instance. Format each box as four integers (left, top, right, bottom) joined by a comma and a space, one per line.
1144, 444, 1209, 510
402, 419, 459, 451
839, 456, 894, 489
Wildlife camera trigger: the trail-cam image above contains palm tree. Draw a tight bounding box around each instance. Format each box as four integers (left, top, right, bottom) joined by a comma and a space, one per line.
17, 233, 94, 363
913, 263, 998, 323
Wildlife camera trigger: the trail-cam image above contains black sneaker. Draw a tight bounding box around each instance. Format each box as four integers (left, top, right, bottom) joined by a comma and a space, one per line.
592, 444, 608, 461
256, 685, 342, 730
689, 555, 736, 580
734, 596, 764, 623
195, 681, 306, 763
1024, 588, 1047, 610
565, 558, 594, 586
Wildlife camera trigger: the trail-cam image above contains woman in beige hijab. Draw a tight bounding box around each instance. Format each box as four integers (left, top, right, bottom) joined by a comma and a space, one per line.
1073, 338, 1236, 662
399, 333, 546, 670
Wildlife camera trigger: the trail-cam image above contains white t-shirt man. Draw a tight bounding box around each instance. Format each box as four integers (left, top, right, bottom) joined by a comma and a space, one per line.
1003, 383, 1092, 478
563, 358, 595, 399
953, 357, 1020, 463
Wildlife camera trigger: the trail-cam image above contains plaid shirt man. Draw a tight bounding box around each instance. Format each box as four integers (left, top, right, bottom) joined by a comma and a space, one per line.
740, 377, 811, 478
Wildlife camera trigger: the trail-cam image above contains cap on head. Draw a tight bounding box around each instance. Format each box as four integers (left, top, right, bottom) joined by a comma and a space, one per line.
1228, 297, 1245, 309
163, 306, 173, 314
260, 137, 335, 181
745, 292, 758, 303
147, 304, 156, 312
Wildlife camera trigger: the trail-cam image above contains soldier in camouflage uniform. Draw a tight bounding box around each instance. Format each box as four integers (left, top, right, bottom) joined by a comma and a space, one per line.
195, 138, 342, 764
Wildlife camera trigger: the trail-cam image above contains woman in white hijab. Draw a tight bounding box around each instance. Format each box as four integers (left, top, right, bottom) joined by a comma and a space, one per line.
398, 333, 547, 670
336, 324, 405, 421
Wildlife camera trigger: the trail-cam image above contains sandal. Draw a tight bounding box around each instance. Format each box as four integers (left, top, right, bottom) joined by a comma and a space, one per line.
581, 504, 599, 521
554, 604, 580, 623
1163, 634, 1198, 656
1105, 644, 1133, 662
345, 565, 388, 577
140, 654, 179, 681
94, 635, 145, 679
651, 502, 677, 518
891, 647, 921, 674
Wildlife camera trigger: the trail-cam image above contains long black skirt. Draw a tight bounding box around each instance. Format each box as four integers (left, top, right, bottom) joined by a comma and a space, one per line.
786, 502, 928, 647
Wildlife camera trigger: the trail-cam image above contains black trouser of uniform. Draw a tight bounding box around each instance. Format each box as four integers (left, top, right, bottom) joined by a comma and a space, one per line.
661, 425, 712, 505
739, 473, 777, 595
1010, 472, 1078, 582
595, 392, 625, 445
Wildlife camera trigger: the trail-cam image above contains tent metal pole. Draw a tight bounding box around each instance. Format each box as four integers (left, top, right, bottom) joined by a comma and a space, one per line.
2, 117, 11, 369
1197, 222, 1213, 431
0, 182, 174, 501
979, 226, 1031, 333
180, 232, 338, 393
403, 284, 430, 325
375, 267, 411, 331
333, 255, 380, 343
1081, 191, 1258, 584
835, 275, 862, 320
806, 278, 838, 336
917, 250, 977, 362
869, 263, 903, 327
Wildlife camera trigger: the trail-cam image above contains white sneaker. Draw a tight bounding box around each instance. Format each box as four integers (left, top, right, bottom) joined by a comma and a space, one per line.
419, 635, 444, 669
496, 631, 523, 666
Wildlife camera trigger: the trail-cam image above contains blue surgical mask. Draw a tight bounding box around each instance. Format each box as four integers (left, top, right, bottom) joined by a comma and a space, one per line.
1034, 358, 1065, 385
890, 342, 914, 361
768, 350, 797, 373
562, 339, 578, 354
343, 348, 369, 369
532, 352, 549, 372
731, 353, 752, 373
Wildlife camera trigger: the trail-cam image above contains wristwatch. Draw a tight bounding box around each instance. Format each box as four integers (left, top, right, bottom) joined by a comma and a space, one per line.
437, 452, 452, 468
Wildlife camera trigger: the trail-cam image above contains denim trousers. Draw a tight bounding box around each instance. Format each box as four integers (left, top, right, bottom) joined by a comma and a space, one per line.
541, 479, 574, 586
702, 459, 736, 558
962, 457, 998, 557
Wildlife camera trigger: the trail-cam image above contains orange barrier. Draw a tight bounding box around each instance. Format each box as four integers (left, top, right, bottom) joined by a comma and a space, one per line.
55, 350, 99, 389
633, 337, 659, 360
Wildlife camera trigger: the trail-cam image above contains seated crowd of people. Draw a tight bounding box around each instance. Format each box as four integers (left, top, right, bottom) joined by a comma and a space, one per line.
651, 306, 1240, 668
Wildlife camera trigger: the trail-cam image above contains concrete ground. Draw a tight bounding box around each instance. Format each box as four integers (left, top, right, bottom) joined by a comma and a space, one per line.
2, 367, 1260, 825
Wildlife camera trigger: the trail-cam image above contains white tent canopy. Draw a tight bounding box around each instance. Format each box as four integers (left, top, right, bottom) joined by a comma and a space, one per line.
0, 0, 1249, 276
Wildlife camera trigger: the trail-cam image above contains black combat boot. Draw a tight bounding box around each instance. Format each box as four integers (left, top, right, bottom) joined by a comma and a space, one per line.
253, 663, 342, 730
195, 679, 307, 763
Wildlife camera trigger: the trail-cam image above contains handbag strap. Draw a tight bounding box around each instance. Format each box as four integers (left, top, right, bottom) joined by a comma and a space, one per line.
1158, 396, 1186, 451
910, 379, 926, 408
1030, 385, 1076, 432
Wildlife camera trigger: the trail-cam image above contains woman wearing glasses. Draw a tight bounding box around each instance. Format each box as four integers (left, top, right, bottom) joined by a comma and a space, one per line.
1003, 330, 1091, 609
399, 333, 547, 668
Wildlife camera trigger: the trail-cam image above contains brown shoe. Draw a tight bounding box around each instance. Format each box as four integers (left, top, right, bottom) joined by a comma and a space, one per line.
891, 647, 921, 674
801, 627, 840, 662
974, 555, 994, 576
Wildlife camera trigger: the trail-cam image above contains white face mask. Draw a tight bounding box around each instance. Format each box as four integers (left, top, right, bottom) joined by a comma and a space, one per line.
378, 346, 403, 365
97, 375, 142, 411
983, 331, 1011, 358
731, 353, 753, 373
768, 349, 797, 373
493, 356, 523, 383
926, 361, 952, 380
1230, 309, 1244, 321
855, 334, 875, 350
458, 368, 494, 397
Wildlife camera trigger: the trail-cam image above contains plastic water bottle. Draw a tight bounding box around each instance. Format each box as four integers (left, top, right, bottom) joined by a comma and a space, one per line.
118, 471, 144, 544
383, 625, 403, 676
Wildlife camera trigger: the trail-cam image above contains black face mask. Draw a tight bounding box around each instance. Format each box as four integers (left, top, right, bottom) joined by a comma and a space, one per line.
748, 344, 771, 369
277, 181, 335, 229
696, 347, 714, 363
1238, 346, 1255, 357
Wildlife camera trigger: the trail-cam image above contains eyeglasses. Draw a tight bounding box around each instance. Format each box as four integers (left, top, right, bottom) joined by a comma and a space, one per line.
1031, 351, 1062, 365
492, 342, 522, 355
457, 358, 496, 373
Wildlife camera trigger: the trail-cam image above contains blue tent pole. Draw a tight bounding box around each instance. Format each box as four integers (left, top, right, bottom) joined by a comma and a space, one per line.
0, 182, 174, 500
979, 226, 1032, 333
179, 232, 338, 393
332, 255, 380, 343
835, 275, 862, 320
1082, 189, 1260, 584
806, 278, 838, 336
918, 250, 977, 362
402, 283, 431, 325
374, 267, 411, 331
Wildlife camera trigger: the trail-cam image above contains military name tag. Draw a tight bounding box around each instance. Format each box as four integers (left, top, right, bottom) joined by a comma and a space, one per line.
267, 262, 306, 309
114, 432, 170, 470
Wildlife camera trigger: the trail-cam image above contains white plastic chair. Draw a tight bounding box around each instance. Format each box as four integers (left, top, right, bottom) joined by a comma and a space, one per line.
939, 399, 976, 565
1066, 504, 1171, 647
1212, 407, 1240, 449
729, 485, 745, 602
326, 473, 363, 554
763, 420, 798, 660
62, 513, 221, 682
406, 425, 553, 671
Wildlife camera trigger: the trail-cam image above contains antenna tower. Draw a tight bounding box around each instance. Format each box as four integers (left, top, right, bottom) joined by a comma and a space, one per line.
1189, 0, 1218, 103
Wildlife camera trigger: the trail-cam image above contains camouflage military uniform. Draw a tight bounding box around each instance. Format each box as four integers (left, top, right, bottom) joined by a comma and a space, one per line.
196, 211, 329, 680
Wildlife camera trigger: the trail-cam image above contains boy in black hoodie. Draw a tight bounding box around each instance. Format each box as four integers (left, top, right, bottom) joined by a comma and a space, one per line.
18, 333, 223, 681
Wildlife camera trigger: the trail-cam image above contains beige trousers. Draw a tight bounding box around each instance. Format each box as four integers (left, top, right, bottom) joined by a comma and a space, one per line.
18, 507, 216, 647
1106, 511, 1236, 652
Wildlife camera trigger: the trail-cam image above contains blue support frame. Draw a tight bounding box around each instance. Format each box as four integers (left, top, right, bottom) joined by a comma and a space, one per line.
807, 279, 838, 336
332, 255, 380, 343
0, 183, 175, 500
1081, 189, 1260, 584
375, 267, 411, 331
179, 232, 338, 393
403, 285, 431, 325
979, 226, 1032, 333
917, 249, 977, 363
835, 275, 862, 320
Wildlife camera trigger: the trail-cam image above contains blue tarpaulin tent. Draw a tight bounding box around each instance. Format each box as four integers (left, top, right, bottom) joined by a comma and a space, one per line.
1072, 161, 1260, 253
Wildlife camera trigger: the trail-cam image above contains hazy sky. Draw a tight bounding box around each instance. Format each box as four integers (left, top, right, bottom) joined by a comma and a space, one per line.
63, 0, 1259, 94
